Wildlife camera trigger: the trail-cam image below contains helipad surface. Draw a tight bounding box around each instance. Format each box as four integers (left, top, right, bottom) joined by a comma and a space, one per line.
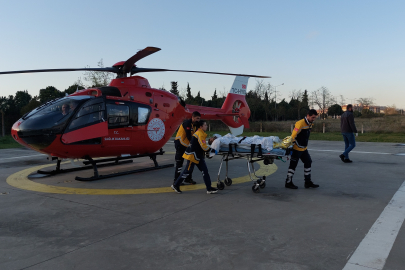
1, 140, 404, 270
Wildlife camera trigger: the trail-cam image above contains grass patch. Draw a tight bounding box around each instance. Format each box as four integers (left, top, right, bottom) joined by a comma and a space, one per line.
0, 135, 24, 149
206, 131, 405, 143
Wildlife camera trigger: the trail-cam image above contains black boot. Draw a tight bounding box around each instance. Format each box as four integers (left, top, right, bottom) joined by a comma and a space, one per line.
285, 179, 298, 189
184, 178, 196, 185
305, 180, 319, 189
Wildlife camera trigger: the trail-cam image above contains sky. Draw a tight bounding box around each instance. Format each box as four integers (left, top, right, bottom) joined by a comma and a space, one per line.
1, 0, 404, 109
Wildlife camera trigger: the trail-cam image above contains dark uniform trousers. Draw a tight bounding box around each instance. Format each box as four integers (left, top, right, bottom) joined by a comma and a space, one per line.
174, 140, 192, 181
286, 149, 312, 182
174, 159, 212, 190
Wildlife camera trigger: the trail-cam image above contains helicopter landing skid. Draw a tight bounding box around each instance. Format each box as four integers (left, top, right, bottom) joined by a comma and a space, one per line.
75, 149, 173, 181
36, 160, 133, 176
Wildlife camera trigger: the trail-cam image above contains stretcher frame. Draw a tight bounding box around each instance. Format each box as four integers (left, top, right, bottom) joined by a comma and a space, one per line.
213, 143, 292, 193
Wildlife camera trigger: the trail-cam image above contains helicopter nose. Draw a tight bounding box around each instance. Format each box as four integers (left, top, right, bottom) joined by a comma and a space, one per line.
14, 118, 58, 151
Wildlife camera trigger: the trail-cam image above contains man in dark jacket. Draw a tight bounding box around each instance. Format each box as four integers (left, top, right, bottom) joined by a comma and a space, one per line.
173, 111, 201, 185
340, 104, 358, 163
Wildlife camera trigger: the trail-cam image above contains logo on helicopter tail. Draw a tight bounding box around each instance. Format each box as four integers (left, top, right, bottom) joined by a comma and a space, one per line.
147, 118, 165, 141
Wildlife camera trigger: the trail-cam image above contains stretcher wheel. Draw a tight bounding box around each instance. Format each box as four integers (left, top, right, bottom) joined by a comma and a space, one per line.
252, 184, 260, 193
217, 181, 225, 190
259, 181, 266, 189
224, 177, 232, 186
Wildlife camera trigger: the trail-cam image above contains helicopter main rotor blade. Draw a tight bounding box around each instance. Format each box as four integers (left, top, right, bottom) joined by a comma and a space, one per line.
123, 47, 161, 75
0, 67, 118, 75
131, 67, 271, 78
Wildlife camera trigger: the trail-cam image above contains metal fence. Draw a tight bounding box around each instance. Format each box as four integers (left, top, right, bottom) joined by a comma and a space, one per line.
207, 116, 405, 133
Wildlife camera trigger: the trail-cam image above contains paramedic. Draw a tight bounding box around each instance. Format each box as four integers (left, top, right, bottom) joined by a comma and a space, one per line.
171, 120, 218, 194
285, 109, 320, 189
173, 111, 201, 185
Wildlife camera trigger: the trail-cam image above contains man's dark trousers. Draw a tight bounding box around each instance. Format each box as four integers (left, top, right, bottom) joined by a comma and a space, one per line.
174, 140, 192, 181
342, 132, 356, 159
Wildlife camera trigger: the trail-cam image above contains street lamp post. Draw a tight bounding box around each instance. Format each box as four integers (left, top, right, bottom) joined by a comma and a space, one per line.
274, 83, 284, 121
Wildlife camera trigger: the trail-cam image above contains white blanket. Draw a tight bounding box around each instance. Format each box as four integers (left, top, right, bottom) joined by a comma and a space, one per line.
209, 133, 281, 156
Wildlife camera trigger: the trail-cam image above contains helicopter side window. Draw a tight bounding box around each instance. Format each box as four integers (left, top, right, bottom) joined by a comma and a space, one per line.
106, 104, 129, 128
128, 103, 151, 126
138, 107, 150, 124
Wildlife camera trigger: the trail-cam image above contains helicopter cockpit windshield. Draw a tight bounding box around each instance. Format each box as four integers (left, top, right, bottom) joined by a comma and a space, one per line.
17, 96, 92, 150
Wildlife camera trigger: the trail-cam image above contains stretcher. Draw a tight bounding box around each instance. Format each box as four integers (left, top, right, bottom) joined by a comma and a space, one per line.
211, 143, 292, 193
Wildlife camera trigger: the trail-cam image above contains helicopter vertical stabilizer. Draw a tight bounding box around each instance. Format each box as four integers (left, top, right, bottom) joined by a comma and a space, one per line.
220, 76, 251, 135
185, 76, 252, 136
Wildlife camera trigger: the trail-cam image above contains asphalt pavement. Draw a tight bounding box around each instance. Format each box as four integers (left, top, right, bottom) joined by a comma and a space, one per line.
0, 140, 404, 270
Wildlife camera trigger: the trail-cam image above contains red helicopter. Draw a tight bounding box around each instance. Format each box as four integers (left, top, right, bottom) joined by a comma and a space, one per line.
2, 47, 270, 180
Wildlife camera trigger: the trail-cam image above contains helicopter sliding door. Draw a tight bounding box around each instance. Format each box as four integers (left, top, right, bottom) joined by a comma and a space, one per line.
103, 101, 152, 152
61, 97, 108, 144
104, 102, 133, 148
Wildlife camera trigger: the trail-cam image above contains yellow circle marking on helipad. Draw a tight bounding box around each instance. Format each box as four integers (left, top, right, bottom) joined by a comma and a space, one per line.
6, 160, 278, 195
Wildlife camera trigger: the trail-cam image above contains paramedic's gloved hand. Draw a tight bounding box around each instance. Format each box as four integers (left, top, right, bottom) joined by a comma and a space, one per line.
282, 136, 293, 148
355, 133, 358, 137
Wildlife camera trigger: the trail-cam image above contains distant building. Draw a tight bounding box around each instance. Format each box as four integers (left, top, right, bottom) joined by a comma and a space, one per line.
312, 104, 403, 116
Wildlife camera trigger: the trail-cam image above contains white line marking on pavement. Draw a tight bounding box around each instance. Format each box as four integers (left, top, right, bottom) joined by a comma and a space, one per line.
342, 181, 405, 270
308, 149, 392, 155
0, 154, 45, 161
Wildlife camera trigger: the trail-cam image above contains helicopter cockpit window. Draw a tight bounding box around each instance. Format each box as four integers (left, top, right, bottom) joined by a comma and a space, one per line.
65, 98, 106, 133
18, 96, 91, 136
106, 104, 129, 127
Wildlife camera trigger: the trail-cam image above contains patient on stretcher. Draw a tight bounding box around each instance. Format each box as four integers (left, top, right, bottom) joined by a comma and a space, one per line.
208, 133, 293, 157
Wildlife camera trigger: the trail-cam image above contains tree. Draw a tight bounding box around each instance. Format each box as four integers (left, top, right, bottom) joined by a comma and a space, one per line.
311, 86, 334, 119
0, 97, 7, 136
353, 111, 362, 117
64, 84, 85, 95
170, 81, 179, 96
356, 97, 374, 107
290, 89, 304, 119
212, 89, 218, 100
277, 99, 289, 121
21, 97, 41, 116
194, 91, 205, 106
328, 104, 343, 116
158, 84, 167, 91
0, 95, 20, 136
300, 90, 310, 117
385, 105, 398, 115
338, 95, 346, 106
14, 90, 32, 110
361, 109, 375, 118
83, 59, 114, 87
185, 83, 193, 103
39, 86, 63, 104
